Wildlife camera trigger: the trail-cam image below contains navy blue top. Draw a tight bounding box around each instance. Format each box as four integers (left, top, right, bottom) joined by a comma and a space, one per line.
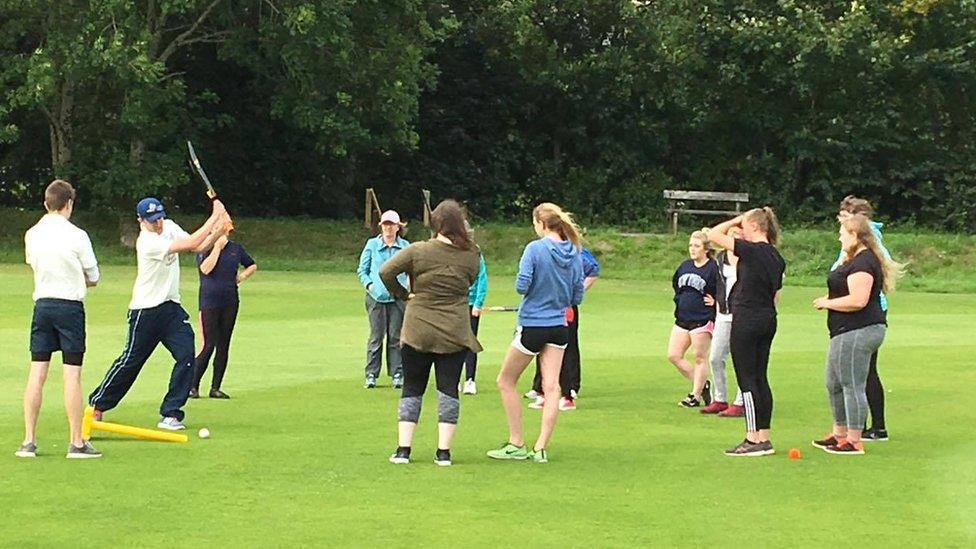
672, 258, 718, 323
581, 248, 601, 279
197, 241, 255, 310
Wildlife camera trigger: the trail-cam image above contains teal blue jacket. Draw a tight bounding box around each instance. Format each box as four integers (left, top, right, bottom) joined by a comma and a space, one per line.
468, 254, 488, 308
358, 235, 410, 302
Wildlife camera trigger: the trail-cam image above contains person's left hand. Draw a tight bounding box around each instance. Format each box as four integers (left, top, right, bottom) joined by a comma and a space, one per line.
704, 294, 715, 307
813, 296, 829, 310
471, 307, 482, 317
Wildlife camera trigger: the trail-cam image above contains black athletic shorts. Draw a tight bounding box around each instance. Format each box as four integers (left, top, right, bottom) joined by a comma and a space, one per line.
30, 298, 86, 364
674, 319, 712, 332
511, 325, 569, 355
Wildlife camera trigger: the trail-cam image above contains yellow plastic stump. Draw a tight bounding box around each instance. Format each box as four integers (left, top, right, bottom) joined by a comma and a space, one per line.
83, 406, 188, 443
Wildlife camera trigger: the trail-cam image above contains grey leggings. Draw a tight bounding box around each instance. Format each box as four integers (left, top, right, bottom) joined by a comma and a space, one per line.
709, 319, 743, 405
826, 324, 886, 430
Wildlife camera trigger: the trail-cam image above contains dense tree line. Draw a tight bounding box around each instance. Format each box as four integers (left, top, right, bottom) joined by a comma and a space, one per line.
1, 1, 973, 230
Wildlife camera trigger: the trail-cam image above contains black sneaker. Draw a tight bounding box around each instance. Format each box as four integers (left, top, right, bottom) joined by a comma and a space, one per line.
434, 449, 452, 467
66, 441, 102, 459
702, 380, 712, 406
209, 389, 230, 399
812, 434, 844, 449
389, 446, 411, 464
862, 428, 889, 441
15, 442, 37, 458
724, 438, 775, 457
679, 394, 702, 408
188, 388, 200, 399
392, 375, 403, 389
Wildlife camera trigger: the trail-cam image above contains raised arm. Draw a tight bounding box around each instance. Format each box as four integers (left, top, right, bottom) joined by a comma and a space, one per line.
168, 201, 227, 254
199, 237, 226, 275
704, 215, 743, 252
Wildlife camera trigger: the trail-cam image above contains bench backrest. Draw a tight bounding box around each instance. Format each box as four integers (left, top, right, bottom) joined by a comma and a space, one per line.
663, 190, 749, 203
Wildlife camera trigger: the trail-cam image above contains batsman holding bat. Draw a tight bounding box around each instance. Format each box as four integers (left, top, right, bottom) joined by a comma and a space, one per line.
88, 191, 231, 431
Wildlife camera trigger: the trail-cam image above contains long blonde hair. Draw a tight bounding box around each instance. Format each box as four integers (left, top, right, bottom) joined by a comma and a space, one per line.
533, 202, 582, 250
841, 214, 903, 294
743, 206, 781, 246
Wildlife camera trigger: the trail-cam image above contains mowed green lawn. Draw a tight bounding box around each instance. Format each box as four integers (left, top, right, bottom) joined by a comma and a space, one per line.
1, 264, 975, 547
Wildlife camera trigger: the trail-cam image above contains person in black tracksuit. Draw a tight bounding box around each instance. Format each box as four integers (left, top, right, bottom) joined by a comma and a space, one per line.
190, 232, 257, 399
706, 207, 785, 457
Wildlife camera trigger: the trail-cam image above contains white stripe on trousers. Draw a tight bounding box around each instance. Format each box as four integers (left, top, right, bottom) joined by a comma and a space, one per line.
91, 309, 143, 406
743, 391, 757, 432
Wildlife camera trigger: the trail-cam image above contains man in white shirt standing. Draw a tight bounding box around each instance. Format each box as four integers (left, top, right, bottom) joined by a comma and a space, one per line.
88, 196, 229, 431
18, 180, 102, 459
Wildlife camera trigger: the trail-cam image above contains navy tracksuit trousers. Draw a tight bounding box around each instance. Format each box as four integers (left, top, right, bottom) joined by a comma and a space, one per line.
88, 301, 195, 421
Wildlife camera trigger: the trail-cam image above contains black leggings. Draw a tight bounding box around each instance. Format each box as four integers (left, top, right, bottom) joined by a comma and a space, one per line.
730, 313, 777, 432
866, 350, 886, 430
532, 306, 580, 398
463, 308, 480, 380
398, 344, 466, 424
193, 303, 239, 391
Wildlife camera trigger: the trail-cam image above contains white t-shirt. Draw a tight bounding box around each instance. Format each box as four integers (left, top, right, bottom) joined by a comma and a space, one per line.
25, 214, 98, 302
129, 220, 190, 310
716, 260, 737, 323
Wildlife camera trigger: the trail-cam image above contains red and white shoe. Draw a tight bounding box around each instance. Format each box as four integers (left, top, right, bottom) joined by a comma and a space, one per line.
700, 401, 729, 414
718, 404, 745, 417
528, 396, 545, 409
559, 397, 576, 411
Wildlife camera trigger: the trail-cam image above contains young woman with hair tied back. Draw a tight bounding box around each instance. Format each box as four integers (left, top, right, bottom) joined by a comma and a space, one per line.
705, 207, 786, 457
812, 214, 903, 455
487, 203, 584, 464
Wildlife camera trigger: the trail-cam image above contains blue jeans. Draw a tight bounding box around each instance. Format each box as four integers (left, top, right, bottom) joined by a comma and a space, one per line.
89, 301, 195, 421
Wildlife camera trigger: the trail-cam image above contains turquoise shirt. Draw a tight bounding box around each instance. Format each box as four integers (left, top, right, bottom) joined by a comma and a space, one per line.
468, 254, 488, 308
357, 235, 410, 303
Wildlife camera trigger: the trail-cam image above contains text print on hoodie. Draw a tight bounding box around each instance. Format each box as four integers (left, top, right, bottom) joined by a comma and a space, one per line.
515, 237, 585, 327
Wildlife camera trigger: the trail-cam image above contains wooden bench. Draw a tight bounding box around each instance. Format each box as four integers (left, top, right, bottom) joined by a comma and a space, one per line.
663, 190, 749, 234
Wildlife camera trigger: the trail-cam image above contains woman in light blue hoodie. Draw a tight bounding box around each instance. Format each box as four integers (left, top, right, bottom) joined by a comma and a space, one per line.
487, 203, 584, 464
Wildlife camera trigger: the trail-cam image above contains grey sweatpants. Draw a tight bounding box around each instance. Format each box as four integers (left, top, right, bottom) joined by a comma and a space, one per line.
826, 324, 886, 430
709, 319, 743, 405
365, 295, 405, 379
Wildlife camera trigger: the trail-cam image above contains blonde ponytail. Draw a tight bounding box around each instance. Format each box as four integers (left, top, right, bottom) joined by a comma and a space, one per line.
744, 206, 781, 246
841, 215, 905, 294
533, 202, 583, 250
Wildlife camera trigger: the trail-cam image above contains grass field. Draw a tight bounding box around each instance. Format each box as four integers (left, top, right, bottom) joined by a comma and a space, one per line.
2, 264, 975, 547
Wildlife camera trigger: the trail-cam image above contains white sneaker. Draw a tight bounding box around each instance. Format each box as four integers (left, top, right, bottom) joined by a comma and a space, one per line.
463, 379, 477, 395
528, 396, 545, 409
559, 397, 577, 411
157, 417, 186, 431
570, 389, 578, 400
524, 390, 540, 400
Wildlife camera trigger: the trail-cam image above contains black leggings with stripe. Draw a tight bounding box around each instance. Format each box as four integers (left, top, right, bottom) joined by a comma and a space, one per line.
730, 313, 777, 432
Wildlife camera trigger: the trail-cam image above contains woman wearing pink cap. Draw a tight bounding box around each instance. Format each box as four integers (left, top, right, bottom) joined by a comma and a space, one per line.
357, 210, 411, 389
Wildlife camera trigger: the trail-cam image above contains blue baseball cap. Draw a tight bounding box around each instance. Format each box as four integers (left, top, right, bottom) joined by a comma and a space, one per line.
136, 197, 166, 222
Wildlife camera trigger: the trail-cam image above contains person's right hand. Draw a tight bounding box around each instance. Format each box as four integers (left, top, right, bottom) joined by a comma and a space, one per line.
471, 307, 482, 317
212, 199, 226, 216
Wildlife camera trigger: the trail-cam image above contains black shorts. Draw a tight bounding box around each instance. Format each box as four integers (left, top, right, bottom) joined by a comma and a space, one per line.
511, 325, 569, 356
675, 319, 712, 332
30, 299, 86, 364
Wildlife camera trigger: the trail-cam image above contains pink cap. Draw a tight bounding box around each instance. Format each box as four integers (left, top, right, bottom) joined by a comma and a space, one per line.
379, 210, 403, 225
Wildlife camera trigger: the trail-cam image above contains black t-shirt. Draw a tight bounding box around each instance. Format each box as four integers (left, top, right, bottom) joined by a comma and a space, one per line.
730, 239, 785, 317
197, 241, 255, 310
826, 249, 886, 337
672, 258, 718, 323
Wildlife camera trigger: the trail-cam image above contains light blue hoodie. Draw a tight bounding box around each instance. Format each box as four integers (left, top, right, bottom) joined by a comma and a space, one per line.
468, 254, 488, 308
357, 235, 410, 303
516, 237, 584, 327
831, 220, 890, 311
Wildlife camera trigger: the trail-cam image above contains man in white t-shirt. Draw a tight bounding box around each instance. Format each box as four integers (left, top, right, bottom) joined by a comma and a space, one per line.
88, 196, 229, 430
18, 180, 102, 459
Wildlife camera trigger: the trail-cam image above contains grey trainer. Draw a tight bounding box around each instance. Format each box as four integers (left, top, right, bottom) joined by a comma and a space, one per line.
724, 439, 775, 457
15, 442, 37, 458
66, 441, 102, 459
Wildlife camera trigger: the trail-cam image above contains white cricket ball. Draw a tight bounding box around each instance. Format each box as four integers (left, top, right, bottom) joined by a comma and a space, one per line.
198, 428, 211, 439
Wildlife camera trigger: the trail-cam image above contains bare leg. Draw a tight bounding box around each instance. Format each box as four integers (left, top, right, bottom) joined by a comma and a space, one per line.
23, 362, 49, 444
690, 332, 712, 397
667, 327, 694, 380
438, 423, 457, 449
496, 346, 534, 447
63, 365, 84, 447
398, 421, 417, 448
534, 345, 566, 451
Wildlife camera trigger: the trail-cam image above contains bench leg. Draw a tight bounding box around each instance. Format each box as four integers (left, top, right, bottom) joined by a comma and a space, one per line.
672, 212, 678, 235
